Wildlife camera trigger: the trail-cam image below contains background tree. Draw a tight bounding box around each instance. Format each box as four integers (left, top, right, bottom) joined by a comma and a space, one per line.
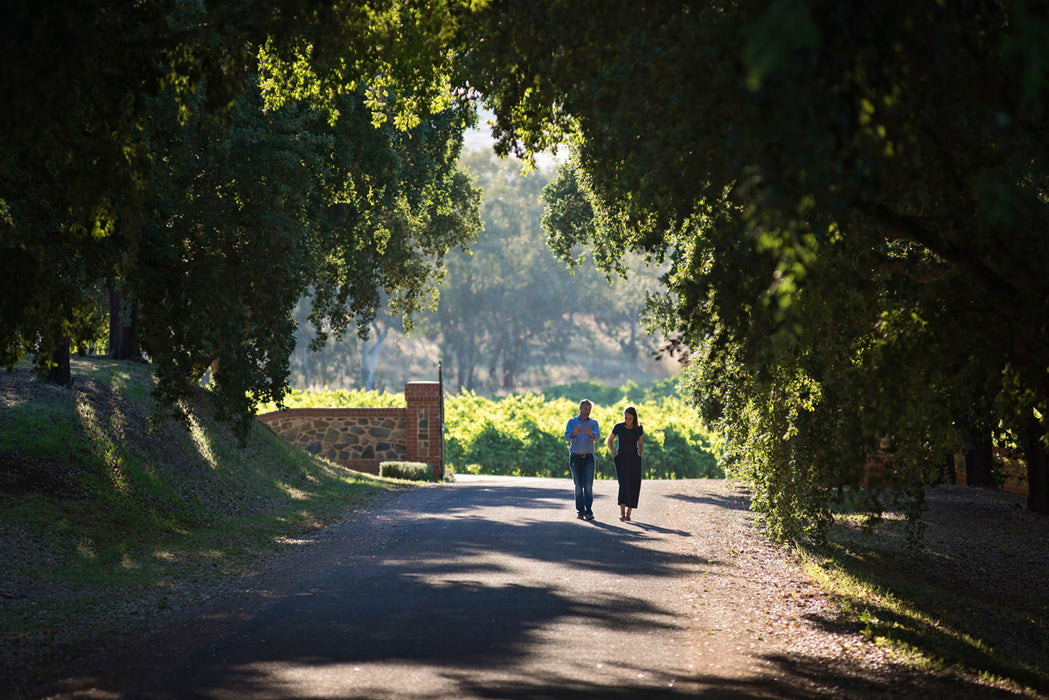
457, 0, 1049, 526
127, 82, 479, 436
429, 150, 571, 391
1, 1, 481, 437
426, 148, 668, 393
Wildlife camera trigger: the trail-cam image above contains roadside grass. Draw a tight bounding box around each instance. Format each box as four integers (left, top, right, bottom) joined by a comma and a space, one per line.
0, 357, 410, 694
797, 488, 1049, 696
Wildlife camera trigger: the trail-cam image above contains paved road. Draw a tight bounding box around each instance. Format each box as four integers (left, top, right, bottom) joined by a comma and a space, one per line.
66, 476, 735, 699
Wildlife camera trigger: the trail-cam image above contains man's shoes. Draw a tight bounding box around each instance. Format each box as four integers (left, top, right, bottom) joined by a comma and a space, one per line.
585, 512, 595, 520
577, 512, 585, 519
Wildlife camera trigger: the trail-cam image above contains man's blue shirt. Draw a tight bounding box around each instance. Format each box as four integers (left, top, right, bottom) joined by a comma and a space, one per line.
565, 415, 600, 455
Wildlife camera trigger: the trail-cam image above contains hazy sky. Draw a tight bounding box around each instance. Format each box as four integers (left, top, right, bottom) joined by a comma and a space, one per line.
463, 109, 561, 170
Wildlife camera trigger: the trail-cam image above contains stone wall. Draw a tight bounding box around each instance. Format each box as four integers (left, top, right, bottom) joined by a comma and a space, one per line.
258, 382, 444, 480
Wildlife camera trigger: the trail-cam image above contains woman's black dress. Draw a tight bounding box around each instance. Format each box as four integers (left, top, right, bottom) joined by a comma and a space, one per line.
612, 422, 644, 508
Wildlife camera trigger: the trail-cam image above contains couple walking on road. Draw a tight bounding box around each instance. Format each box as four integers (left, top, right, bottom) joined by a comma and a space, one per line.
565, 399, 645, 522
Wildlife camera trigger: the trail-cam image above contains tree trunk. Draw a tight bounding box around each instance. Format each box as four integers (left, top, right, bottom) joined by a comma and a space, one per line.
1022, 418, 1049, 515
107, 286, 140, 360
46, 337, 71, 385
486, 343, 501, 391
360, 319, 388, 390
946, 453, 958, 485
966, 426, 995, 487
626, 321, 639, 364
456, 341, 476, 392
501, 340, 518, 392
297, 344, 311, 389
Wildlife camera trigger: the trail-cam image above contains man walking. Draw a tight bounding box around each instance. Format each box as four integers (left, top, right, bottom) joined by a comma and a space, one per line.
565, 399, 600, 520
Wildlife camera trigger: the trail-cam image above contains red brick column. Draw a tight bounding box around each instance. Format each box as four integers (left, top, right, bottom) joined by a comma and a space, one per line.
405, 381, 444, 480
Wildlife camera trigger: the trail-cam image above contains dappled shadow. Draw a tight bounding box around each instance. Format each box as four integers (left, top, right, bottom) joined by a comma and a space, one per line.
665, 489, 752, 513
627, 521, 692, 536
147, 578, 682, 697
33, 477, 1043, 700
437, 651, 1030, 700
65, 477, 723, 698
802, 542, 1049, 695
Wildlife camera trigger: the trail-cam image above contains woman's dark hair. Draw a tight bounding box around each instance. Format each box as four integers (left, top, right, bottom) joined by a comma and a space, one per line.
625, 405, 640, 428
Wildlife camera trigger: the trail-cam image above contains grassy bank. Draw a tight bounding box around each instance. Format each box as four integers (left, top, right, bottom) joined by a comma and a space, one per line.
0, 357, 408, 695
797, 486, 1049, 696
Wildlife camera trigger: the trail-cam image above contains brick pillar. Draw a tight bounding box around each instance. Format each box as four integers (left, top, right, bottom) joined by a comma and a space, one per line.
404, 381, 443, 480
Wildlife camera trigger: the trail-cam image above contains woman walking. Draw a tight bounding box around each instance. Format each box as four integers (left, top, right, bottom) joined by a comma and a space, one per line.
607, 406, 644, 521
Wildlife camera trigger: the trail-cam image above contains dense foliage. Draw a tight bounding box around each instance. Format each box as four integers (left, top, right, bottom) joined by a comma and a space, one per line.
261, 385, 722, 480
540, 377, 680, 406
1, 1, 481, 440
443, 392, 722, 479
135, 85, 480, 438
7, 1, 1049, 535
258, 388, 406, 412
455, 0, 1049, 532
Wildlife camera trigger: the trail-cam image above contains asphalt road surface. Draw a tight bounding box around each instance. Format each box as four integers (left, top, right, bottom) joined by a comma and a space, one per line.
45, 476, 755, 699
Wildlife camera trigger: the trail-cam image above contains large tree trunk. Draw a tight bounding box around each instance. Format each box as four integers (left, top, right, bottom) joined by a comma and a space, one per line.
46, 337, 71, 385
945, 453, 959, 485
966, 426, 995, 487
1022, 418, 1049, 515
107, 286, 140, 360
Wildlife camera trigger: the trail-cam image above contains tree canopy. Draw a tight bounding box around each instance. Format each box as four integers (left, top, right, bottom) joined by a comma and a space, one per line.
5, 0, 1049, 530
456, 0, 1049, 527
1, 1, 481, 438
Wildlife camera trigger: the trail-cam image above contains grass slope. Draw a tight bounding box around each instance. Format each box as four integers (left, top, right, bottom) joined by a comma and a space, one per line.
0, 357, 407, 695
800, 488, 1049, 696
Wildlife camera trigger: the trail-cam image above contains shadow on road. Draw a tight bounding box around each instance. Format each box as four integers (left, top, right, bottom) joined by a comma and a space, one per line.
130, 479, 713, 697
36, 479, 1025, 699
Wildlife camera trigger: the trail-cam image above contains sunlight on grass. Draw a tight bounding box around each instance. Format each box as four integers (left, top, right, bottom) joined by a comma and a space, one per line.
76, 538, 97, 561
278, 482, 314, 501
107, 369, 133, 394
1, 392, 29, 408
800, 550, 942, 643
798, 542, 1046, 691
186, 408, 218, 469
76, 397, 132, 492
198, 549, 228, 561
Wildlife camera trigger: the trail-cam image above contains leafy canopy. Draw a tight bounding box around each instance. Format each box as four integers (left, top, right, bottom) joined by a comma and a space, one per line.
1, 1, 483, 438
457, 0, 1049, 532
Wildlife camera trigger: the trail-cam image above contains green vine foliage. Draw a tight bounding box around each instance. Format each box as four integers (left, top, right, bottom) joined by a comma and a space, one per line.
258, 389, 405, 412
265, 386, 723, 480
539, 377, 680, 405
443, 392, 722, 479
